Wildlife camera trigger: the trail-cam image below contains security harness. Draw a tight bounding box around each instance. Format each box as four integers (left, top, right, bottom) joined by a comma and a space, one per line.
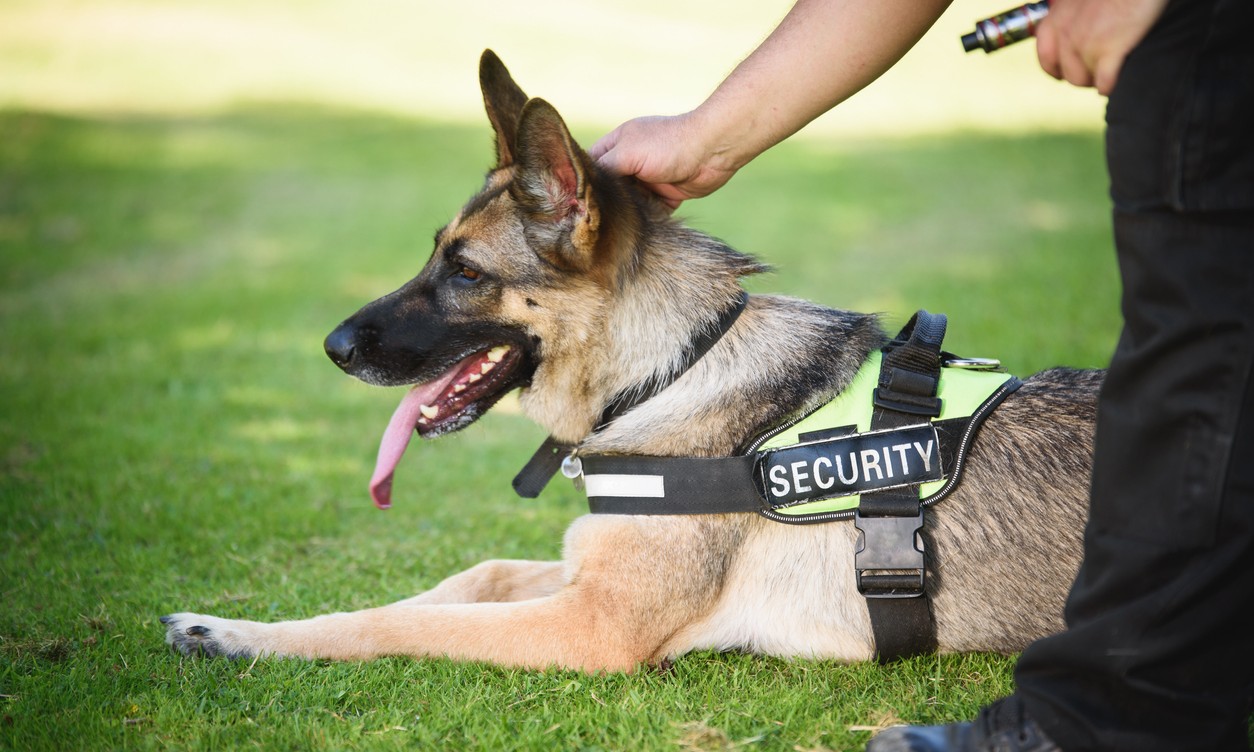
512, 295, 1021, 662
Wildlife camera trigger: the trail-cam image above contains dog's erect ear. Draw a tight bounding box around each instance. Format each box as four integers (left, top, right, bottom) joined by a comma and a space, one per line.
479, 50, 529, 168
512, 98, 603, 270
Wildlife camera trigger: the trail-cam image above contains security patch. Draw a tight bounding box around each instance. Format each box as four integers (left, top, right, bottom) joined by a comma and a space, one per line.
758, 424, 944, 508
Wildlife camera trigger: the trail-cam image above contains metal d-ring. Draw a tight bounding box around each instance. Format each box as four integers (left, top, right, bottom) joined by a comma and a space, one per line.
942, 357, 1002, 371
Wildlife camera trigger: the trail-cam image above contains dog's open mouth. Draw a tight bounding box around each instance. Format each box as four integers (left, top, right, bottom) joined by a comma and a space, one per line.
369, 344, 526, 509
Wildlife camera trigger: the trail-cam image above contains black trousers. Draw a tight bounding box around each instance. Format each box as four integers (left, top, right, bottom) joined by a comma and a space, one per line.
1015, 1, 1254, 750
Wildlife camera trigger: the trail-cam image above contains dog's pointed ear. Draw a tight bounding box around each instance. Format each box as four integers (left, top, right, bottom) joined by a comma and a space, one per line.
479, 50, 529, 168
512, 98, 603, 270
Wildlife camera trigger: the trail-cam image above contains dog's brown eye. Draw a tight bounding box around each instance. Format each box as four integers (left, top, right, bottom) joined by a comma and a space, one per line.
458, 266, 481, 281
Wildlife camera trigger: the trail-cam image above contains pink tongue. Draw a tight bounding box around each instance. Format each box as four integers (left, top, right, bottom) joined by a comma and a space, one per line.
369, 382, 445, 509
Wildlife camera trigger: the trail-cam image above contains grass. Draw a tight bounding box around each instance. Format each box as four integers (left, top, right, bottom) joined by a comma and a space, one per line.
0, 105, 1122, 751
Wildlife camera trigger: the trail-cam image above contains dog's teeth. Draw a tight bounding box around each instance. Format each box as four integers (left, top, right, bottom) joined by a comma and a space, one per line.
468, 373, 482, 383
420, 404, 439, 420
417, 417, 429, 425
453, 383, 466, 393
480, 362, 494, 374
487, 345, 509, 363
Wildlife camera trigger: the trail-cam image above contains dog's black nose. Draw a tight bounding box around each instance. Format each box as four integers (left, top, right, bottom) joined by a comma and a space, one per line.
324, 323, 358, 370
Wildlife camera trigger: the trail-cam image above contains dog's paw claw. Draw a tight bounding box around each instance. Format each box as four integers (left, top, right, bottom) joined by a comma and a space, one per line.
161, 613, 254, 659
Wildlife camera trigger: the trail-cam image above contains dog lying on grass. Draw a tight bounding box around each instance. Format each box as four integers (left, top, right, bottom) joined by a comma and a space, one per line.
162, 51, 1099, 671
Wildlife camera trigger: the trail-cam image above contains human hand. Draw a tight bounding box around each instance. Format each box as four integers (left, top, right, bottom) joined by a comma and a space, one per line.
587, 113, 740, 211
1035, 0, 1169, 95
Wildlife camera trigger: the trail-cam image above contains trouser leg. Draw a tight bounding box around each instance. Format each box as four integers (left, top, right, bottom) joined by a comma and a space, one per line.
1014, 0, 1254, 746
1015, 208, 1254, 751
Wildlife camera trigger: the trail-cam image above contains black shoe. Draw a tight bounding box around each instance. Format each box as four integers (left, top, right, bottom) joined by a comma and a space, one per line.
866, 695, 1061, 752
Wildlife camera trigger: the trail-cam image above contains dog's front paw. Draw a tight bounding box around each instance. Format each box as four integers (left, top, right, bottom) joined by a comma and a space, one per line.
160, 613, 261, 659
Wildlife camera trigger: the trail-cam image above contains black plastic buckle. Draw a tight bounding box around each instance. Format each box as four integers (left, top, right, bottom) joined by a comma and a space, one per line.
854, 509, 926, 598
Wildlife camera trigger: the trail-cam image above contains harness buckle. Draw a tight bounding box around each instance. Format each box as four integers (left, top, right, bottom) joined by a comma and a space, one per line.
854, 509, 926, 599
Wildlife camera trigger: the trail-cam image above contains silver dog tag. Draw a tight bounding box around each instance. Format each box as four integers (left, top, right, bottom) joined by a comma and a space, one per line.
560, 454, 583, 479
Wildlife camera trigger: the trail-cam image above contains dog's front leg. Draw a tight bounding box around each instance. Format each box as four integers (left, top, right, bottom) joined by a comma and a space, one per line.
163, 517, 736, 669
163, 585, 660, 671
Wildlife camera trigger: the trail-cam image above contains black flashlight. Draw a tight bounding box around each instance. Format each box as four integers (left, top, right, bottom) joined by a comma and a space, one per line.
962, 2, 1051, 53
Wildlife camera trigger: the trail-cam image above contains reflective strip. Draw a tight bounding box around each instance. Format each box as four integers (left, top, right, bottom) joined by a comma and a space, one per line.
584, 474, 665, 498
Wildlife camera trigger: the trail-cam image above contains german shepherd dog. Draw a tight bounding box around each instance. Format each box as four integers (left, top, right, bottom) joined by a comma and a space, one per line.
162, 51, 1100, 670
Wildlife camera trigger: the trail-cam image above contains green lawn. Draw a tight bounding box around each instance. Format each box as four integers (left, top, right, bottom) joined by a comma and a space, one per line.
0, 105, 1121, 751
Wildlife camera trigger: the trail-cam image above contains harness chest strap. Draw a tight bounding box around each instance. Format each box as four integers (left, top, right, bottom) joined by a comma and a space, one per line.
577, 353, 1020, 520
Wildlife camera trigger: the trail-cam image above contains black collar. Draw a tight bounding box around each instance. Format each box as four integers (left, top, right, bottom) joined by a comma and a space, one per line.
512, 291, 749, 498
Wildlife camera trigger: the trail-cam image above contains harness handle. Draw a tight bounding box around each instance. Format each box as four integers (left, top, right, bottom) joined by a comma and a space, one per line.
874, 310, 947, 418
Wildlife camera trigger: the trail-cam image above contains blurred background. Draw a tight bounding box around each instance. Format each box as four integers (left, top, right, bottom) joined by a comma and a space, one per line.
2, 0, 1104, 133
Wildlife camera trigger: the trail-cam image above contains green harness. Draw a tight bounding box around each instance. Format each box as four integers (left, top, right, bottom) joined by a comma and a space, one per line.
755, 350, 1018, 522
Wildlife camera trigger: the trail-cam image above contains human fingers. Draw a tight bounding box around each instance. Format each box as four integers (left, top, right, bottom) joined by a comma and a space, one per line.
1088, 0, 1169, 95
1038, 0, 1168, 94
589, 132, 686, 208
1035, 16, 1062, 80
1056, 34, 1095, 89
593, 140, 636, 179
590, 117, 676, 181
649, 184, 687, 212
587, 125, 620, 161
1036, 0, 1094, 89
1093, 55, 1124, 97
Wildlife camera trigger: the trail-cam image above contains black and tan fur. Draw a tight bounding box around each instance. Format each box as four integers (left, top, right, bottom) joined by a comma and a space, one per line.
162, 51, 1100, 669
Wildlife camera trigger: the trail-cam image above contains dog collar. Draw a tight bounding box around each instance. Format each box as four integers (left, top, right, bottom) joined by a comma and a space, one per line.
511, 290, 750, 498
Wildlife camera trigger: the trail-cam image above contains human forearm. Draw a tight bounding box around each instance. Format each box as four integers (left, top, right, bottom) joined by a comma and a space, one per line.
690, 0, 953, 172
589, 0, 951, 207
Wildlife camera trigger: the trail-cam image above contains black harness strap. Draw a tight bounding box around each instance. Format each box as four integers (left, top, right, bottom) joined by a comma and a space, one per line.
582, 454, 760, 515
512, 436, 572, 499
858, 310, 945, 662
513, 291, 749, 498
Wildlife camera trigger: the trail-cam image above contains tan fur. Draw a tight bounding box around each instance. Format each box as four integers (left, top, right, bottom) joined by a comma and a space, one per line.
162, 51, 1096, 671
